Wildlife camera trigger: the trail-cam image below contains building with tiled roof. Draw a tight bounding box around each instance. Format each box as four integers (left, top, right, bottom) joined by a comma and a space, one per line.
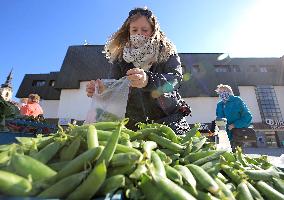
16, 45, 284, 147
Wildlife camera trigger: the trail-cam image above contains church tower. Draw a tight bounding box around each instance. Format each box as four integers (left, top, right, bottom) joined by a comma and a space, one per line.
0, 69, 13, 101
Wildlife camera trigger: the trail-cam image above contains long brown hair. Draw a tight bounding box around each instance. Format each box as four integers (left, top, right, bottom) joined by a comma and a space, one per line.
104, 7, 177, 63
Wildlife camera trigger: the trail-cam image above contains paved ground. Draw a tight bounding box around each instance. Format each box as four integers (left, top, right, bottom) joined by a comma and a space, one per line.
243, 147, 284, 169
243, 147, 284, 157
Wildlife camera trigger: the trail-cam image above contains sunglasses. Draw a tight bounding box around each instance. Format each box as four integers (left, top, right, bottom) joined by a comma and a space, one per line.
128, 8, 152, 18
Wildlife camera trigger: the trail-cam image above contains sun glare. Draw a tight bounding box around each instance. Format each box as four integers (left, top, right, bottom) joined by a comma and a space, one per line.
229, 0, 284, 57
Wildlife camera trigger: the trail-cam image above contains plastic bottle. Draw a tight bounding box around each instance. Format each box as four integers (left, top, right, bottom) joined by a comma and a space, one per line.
215, 118, 232, 152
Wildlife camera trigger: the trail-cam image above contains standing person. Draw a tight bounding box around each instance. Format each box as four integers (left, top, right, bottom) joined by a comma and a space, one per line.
215, 84, 252, 147
14, 98, 28, 110
20, 94, 43, 118
20, 98, 28, 107
86, 7, 191, 134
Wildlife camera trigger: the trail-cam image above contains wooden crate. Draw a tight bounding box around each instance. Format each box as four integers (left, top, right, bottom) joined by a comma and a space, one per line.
232, 128, 257, 147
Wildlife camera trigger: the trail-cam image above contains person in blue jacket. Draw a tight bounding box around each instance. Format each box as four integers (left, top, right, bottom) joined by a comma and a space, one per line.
215, 84, 252, 142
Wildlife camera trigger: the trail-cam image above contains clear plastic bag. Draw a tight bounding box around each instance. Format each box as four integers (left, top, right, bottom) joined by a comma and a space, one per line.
85, 77, 130, 124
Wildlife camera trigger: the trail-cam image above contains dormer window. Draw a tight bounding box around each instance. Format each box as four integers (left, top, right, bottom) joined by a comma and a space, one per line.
260, 66, 268, 72
232, 65, 240, 72
49, 80, 55, 87
215, 65, 230, 72
192, 65, 200, 73
32, 80, 46, 87
249, 65, 258, 72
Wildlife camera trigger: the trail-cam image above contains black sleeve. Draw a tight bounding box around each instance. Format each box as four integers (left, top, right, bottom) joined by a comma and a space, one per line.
143, 54, 183, 94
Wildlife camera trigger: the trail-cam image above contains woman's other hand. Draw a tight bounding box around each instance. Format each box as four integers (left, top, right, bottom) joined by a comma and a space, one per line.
228, 124, 235, 130
126, 68, 148, 88
86, 79, 105, 97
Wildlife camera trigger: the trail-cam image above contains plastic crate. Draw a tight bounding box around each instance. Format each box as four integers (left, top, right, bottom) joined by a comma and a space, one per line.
0, 132, 35, 145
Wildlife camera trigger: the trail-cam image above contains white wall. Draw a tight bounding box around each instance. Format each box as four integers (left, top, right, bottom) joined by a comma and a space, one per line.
184, 97, 219, 124
274, 86, 284, 117
40, 100, 59, 118
184, 87, 263, 125
57, 82, 92, 120
52, 83, 275, 124
238, 86, 262, 123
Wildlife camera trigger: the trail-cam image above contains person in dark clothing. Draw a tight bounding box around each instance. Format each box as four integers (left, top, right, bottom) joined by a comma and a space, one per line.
86, 7, 191, 134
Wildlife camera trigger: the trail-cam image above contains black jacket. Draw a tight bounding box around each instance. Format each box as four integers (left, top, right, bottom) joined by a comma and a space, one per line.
112, 54, 191, 130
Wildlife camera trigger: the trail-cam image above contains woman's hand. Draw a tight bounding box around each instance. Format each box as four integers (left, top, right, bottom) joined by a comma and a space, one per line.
228, 124, 235, 130
126, 68, 148, 88
86, 79, 105, 97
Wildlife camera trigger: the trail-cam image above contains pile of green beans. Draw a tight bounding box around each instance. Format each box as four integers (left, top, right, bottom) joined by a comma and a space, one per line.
0, 120, 283, 200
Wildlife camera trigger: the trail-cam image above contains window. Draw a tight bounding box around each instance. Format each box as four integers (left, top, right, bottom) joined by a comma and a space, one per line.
49, 80, 55, 87
260, 66, 268, 72
249, 65, 258, 72
232, 65, 240, 72
267, 66, 277, 72
255, 86, 283, 122
192, 64, 200, 73
214, 65, 230, 72
32, 80, 46, 87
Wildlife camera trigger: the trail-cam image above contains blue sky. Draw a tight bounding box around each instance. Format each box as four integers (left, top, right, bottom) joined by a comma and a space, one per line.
0, 0, 283, 100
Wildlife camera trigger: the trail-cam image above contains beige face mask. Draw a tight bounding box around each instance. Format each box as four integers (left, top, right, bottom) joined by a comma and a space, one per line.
123, 34, 159, 71
129, 34, 149, 48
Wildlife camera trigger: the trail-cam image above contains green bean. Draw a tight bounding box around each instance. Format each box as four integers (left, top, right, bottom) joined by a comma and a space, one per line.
195, 190, 219, 200
129, 163, 148, 179
272, 177, 284, 194
215, 177, 235, 200
152, 174, 196, 200
174, 165, 197, 192
11, 153, 57, 181
48, 146, 103, 183
28, 140, 38, 157
186, 164, 219, 194
237, 181, 254, 200
48, 161, 69, 172
60, 136, 81, 161
94, 121, 120, 130
66, 161, 107, 200
191, 136, 207, 152
244, 167, 280, 181
156, 149, 172, 164
193, 150, 225, 166
165, 165, 183, 185
140, 174, 171, 200
0, 151, 10, 166
256, 180, 284, 200
37, 170, 88, 198
145, 123, 179, 143
87, 125, 99, 149
181, 124, 200, 144
110, 152, 141, 167
246, 181, 264, 200
107, 164, 136, 177
33, 140, 65, 164
148, 133, 184, 153
96, 121, 123, 167
0, 170, 32, 196
183, 151, 216, 163
221, 164, 243, 184
98, 174, 125, 195
143, 141, 157, 159
151, 151, 166, 177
